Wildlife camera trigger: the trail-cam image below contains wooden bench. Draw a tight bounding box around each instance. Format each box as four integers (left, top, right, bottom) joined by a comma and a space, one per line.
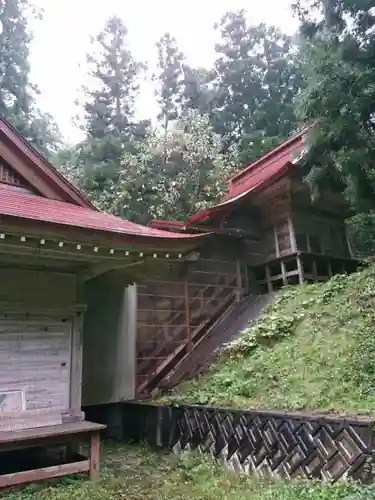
0, 421, 106, 488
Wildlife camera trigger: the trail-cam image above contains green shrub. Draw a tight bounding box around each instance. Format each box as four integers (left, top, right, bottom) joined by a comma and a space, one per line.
344, 483, 375, 500
162, 265, 375, 414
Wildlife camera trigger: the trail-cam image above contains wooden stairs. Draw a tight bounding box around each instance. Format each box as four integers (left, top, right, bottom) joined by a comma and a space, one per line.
161, 293, 274, 391
136, 282, 274, 399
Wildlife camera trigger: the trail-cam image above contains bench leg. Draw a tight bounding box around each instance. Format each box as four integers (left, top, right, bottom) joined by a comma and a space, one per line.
89, 433, 100, 482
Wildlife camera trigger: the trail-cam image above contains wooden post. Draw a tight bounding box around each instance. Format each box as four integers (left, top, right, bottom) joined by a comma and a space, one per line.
328, 259, 333, 279
312, 259, 318, 283
281, 261, 287, 286
236, 259, 242, 302
288, 216, 297, 253
274, 227, 280, 258
297, 256, 304, 285
89, 433, 100, 482
184, 280, 192, 352
70, 312, 83, 413
265, 265, 273, 294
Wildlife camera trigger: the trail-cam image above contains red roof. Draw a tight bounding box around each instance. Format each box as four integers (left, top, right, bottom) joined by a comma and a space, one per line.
0, 187, 208, 245
186, 128, 308, 226
0, 116, 93, 208
148, 220, 186, 232
227, 127, 308, 198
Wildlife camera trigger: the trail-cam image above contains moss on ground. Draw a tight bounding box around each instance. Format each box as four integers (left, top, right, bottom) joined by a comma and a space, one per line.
160, 264, 375, 414
3, 442, 364, 500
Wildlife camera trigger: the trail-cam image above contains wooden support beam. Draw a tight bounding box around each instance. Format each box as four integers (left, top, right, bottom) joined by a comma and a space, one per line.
78, 259, 145, 283
281, 261, 287, 286
274, 227, 280, 258
70, 312, 84, 413
297, 256, 304, 285
184, 280, 192, 352
236, 258, 242, 301
265, 265, 273, 293
0, 460, 90, 488
89, 433, 101, 482
288, 216, 297, 253
328, 259, 333, 278
312, 259, 318, 283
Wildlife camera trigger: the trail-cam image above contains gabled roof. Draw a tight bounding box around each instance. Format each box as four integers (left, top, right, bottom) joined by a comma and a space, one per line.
0, 115, 93, 208
0, 116, 210, 249
185, 128, 309, 227
0, 187, 209, 247
227, 127, 309, 198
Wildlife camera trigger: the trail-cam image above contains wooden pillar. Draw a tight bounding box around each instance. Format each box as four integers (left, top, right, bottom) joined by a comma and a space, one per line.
327, 259, 333, 279
274, 227, 280, 258
288, 216, 297, 253
236, 258, 242, 301
89, 433, 100, 482
265, 265, 273, 294
184, 280, 192, 352
122, 285, 137, 400
312, 259, 318, 283
281, 261, 287, 286
297, 256, 304, 285
70, 312, 84, 413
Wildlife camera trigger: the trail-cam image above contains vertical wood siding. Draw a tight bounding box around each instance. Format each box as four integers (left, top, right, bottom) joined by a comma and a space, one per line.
0, 318, 71, 413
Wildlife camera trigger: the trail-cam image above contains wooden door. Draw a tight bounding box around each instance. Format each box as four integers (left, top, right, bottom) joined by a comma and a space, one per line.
0, 315, 72, 430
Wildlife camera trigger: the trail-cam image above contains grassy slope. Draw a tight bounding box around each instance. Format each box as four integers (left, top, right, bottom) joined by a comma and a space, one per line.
4, 443, 362, 500
161, 265, 375, 414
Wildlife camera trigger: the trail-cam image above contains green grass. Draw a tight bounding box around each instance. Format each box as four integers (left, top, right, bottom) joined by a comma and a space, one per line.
2, 442, 365, 500
160, 265, 375, 414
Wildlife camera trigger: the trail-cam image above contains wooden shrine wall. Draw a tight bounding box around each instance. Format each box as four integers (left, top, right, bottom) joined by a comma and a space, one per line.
293, 211, 350, 259
0, 269, 82, 431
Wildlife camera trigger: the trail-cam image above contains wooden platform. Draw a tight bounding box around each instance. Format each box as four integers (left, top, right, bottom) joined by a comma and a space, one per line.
0, 421, 106, 488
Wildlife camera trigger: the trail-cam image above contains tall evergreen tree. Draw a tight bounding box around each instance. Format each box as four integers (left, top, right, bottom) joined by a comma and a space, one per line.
77, 16, 148, 209
83, 16, 145, 145
212, 10, 303, 163
294, 0, 375, 209
0, 0, 61, 156
154, 32, 184, 132
179, 65, 215, 116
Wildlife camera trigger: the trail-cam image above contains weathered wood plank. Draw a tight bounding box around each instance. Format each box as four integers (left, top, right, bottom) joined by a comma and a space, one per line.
0, 319, 72, 420
89, 433, 100, 481
0, 421, 106, 443
70, 314, 83, 412
0, 460, 90, 488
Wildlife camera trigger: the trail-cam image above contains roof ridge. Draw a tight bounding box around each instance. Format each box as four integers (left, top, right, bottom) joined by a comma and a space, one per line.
229, 126, 310, 185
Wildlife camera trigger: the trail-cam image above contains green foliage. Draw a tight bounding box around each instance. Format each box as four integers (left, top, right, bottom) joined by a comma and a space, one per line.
57, 11, 305, 221
82, 16, 145, 141
5, 442, 362, 500
162, 266, 375, 413
58, 16, 150, 210
212, 11, 303, 162
347, 211, 375, 259
344, 484, 375, 500
295, 0, 375, 210
154, 32, 184, 131
102, 110, 238, 223
0, 0, 61, 156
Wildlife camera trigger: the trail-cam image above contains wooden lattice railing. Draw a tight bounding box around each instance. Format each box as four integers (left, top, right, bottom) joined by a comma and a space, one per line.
136, 258, 244, 398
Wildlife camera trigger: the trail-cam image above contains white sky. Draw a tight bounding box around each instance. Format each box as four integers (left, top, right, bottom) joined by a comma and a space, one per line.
29, 0, 298, 142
